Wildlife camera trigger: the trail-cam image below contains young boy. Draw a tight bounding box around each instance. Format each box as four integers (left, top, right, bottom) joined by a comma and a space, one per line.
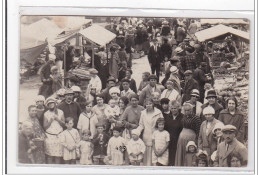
92, 122, 110, 165
77, 101, 99, 139
126, 129, 146, 165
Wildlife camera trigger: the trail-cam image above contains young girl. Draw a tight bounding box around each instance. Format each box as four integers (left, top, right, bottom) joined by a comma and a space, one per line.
152, 118, 170, 166
227, 153, 243, 167
105, 126, 126, 165
196, 150, 209, 167
77, 129, 94, 165
104, 99, 120, 133
184, 141, 198, 166
92, 122, 110, 165
77, 101, 98, 139
125, 69, 137, 93
60, 117, 80, 164
126, 129, 146, 165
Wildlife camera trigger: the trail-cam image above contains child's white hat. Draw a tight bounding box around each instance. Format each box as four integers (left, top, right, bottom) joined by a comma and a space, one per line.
212, 122, 225, 134
109, 87, 120, 95
186, 141, 197, 152
131, 129, 140, 137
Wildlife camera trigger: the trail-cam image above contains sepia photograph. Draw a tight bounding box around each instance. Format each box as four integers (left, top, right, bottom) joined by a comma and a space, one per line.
18, 16, 250, 168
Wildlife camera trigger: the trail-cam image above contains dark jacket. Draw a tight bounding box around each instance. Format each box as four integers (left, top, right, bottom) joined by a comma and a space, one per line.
148, 45, 163, 67
193, 68, 208, 101
57, 101, 82, 128
92, 132, 110, 156
182, 78, 199, 104
218, 109, 245, 142
75, 95, 87, 111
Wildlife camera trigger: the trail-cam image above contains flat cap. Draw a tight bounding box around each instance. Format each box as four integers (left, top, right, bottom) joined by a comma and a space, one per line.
184, 70, 193, 75
222, 125, 237, 132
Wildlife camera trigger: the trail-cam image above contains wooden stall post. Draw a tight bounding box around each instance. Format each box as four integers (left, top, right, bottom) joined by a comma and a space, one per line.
63, 44, 67, 86
92, 44, 95, 68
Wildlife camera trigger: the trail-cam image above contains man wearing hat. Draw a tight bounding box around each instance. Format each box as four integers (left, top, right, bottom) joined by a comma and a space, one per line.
139, 74, 162, 106
176, 24, 186, 45
71, 86, 87, 110
57, 89, 82, 128
214, 125, 247, 167
148, 39, 163, 82
182, 70, 199, 104
38, 54, 56, 98
201, 89, 223, 120
65, 75, 80, 88
194, 43, 211, 74
193, 62, 210, 102
161, 20, 170, 37
88, 68, 102, 94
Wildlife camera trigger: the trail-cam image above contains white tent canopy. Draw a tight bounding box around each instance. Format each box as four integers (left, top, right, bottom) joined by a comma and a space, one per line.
79, 24, 116, 46
21, 18, 63, 44
195, 24, 250, 42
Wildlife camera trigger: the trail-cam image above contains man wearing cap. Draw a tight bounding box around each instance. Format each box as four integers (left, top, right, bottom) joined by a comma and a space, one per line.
194, 43, 211, 74
66, 75, 80, 88
38, 54, 56, 98
120, 78, 136, 99
139, 75, 162, 106
214, 125, 247, 167
99, 77, 117, 104
148, 39, 163, 82
193, 62, 209, 102
88, 68, 102, 94
71, 86, 87, 110
57, 89, 82, 128
182, 70, 199, 104
201, 90, 223, 120
182, 89, 202, 117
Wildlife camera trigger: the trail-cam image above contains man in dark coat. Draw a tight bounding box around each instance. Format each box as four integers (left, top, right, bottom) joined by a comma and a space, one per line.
148, 39, 163, 82
193, 62, 209, 102
57, 89, 82, 128
38, 54, 56, 98
201, 90, 223, 120
161, 38, 172, 61
71, 86, 87, 110
182, 70, 199, 104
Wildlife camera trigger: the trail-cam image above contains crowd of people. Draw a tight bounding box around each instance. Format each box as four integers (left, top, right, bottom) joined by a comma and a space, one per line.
19, 17, 248, 167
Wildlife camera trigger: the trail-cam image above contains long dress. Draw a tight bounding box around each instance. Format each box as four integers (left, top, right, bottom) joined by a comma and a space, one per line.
44, 109, 64, 158
163, 111, 183, 166
175, 114, 201, 166
137, 108, 164, 166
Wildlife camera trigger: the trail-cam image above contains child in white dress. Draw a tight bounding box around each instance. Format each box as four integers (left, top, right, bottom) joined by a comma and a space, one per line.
77, 130, 94, 165
126, 129, 146, 165
152, 118, 170, 166
60, 117, 80, 164
104, 99, 120, 131
104, 126, 126, 165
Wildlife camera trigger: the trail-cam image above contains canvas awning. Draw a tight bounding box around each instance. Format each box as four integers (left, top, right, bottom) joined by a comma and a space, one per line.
195, 24, 250, 42
79, 24, 116, 46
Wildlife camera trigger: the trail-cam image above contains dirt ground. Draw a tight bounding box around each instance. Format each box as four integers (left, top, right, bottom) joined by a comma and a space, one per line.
18, 55, 152, 122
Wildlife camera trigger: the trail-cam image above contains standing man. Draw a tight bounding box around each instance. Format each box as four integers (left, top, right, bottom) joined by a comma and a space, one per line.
214, 125, 247, 167
193, 62, 209, 102
139, 75, 162, 106
57, 89, 82, 128
148, 39, 163, 82
182, 70, 199, 104
71, 86, 87, 110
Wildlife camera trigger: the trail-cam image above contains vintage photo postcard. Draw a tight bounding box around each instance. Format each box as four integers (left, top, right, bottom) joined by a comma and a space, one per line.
18, 16, 250, 168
